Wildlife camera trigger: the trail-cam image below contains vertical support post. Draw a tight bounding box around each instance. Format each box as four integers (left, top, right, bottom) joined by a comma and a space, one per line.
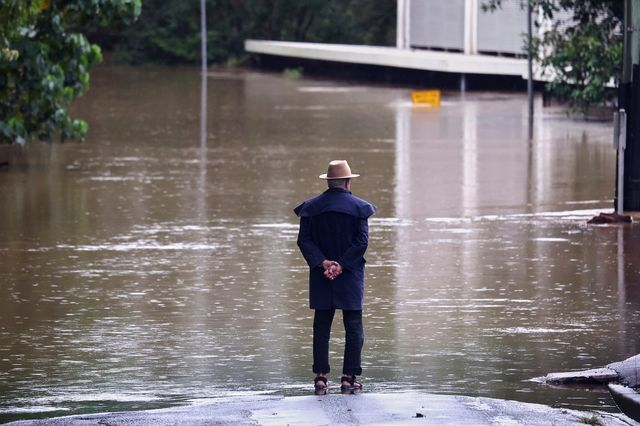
615, 110, 627, 215
618, 110, 627, 215
397, 0, 410, 49
201, 0, 207, 77
617, 0, 631, 212
199, 0, 208, 186
200, 0, 207, 152
527, 1, 534, 140
623, 0, 633, 84
463, 0, 478, 54
461, 0, 477, 92
620, 0, 640, 210
197, 0, 208, 222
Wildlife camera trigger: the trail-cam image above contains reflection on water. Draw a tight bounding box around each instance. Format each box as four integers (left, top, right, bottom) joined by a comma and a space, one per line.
1, 66, 639, 421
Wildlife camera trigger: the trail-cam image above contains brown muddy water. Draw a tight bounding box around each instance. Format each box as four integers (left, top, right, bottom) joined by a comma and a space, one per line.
1, 66, 639, 422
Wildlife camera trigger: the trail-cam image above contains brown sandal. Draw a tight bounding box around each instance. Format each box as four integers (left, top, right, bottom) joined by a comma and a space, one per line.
340, 375, 362, 392
314, 375, 328, 390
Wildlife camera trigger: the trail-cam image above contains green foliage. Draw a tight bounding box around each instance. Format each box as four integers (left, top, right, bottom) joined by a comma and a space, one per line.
483, 0, 622, 113
283, 67, 303, 79
112, 0, 396, 65
0, 1, 40, 61
112, 1, 209, 64
542, 17, 621, 113
0, 0, 141, 144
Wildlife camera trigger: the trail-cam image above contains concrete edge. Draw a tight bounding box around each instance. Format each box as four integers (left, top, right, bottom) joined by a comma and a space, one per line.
245, 40, 527, 77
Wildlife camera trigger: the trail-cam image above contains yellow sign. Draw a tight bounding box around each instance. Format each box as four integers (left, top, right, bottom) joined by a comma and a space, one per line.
411, 90, 441, 106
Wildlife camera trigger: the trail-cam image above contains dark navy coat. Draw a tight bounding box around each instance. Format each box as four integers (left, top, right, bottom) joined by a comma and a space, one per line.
294, 188, 377, 310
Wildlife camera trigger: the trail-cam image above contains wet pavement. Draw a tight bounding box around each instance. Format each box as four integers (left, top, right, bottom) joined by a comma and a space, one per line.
7, 392, 638, 425
1, 66, 640, 422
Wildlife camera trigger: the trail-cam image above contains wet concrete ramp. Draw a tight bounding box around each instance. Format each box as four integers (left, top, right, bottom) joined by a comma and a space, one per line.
8, 392, 635, 425
610, 354, 640, 388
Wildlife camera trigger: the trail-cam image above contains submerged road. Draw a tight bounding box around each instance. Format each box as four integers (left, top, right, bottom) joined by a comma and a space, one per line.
8, 392, 638, 425
2, 67, 636, 418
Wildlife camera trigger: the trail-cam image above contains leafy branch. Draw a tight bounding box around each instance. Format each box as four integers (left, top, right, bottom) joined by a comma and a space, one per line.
0, 0, 141, 144
483, 0, 622, 114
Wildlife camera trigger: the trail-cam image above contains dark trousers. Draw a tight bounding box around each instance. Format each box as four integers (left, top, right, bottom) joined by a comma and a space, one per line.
312, 309, 363, 376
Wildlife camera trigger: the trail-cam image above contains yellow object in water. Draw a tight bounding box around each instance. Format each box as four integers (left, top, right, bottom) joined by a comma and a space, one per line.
411, 90, 441, 106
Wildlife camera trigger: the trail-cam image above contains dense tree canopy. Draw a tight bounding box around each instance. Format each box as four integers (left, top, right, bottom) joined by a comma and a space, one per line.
484, 0, 622, 112
109, 0, 396, 65
0, 0, 141, 144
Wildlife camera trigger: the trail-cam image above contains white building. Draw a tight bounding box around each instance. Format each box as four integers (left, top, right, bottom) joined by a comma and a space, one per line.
398, 0, 527, 56
245, 0, 534, 85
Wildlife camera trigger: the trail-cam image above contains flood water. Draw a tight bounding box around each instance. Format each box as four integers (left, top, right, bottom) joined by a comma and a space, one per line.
1, 66, 639, 422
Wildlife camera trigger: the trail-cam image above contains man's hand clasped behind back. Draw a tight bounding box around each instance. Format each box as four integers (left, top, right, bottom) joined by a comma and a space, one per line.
322, 259, 343, 280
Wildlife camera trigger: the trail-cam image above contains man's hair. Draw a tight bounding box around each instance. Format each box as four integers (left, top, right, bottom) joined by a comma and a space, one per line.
327, 178, 349, 188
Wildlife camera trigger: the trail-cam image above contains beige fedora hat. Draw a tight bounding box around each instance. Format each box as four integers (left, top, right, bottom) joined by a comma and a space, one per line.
319, 160, 360, 180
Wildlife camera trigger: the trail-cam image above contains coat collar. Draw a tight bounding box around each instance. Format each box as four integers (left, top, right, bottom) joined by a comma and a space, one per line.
294, 188, 376, 218
325, 187, 352, 195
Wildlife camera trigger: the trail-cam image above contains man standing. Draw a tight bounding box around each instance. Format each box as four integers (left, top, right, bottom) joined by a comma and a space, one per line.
294, 160, 377, 393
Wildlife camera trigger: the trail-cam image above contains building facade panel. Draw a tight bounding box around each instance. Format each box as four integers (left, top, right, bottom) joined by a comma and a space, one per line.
477, 0, 527, 55
409, 0, 465, 51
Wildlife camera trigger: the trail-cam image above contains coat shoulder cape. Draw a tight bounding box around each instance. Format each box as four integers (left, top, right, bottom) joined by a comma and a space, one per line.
294, 189, 377, 219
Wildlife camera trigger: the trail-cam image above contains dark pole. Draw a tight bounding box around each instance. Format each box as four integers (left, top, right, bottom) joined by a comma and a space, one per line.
527, 1, 534, 140
201, 0, 207, 77
621, 0, 640, 211
616, 0, 632, 213
199, 0, 207, 194
200, 0, 207, 152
